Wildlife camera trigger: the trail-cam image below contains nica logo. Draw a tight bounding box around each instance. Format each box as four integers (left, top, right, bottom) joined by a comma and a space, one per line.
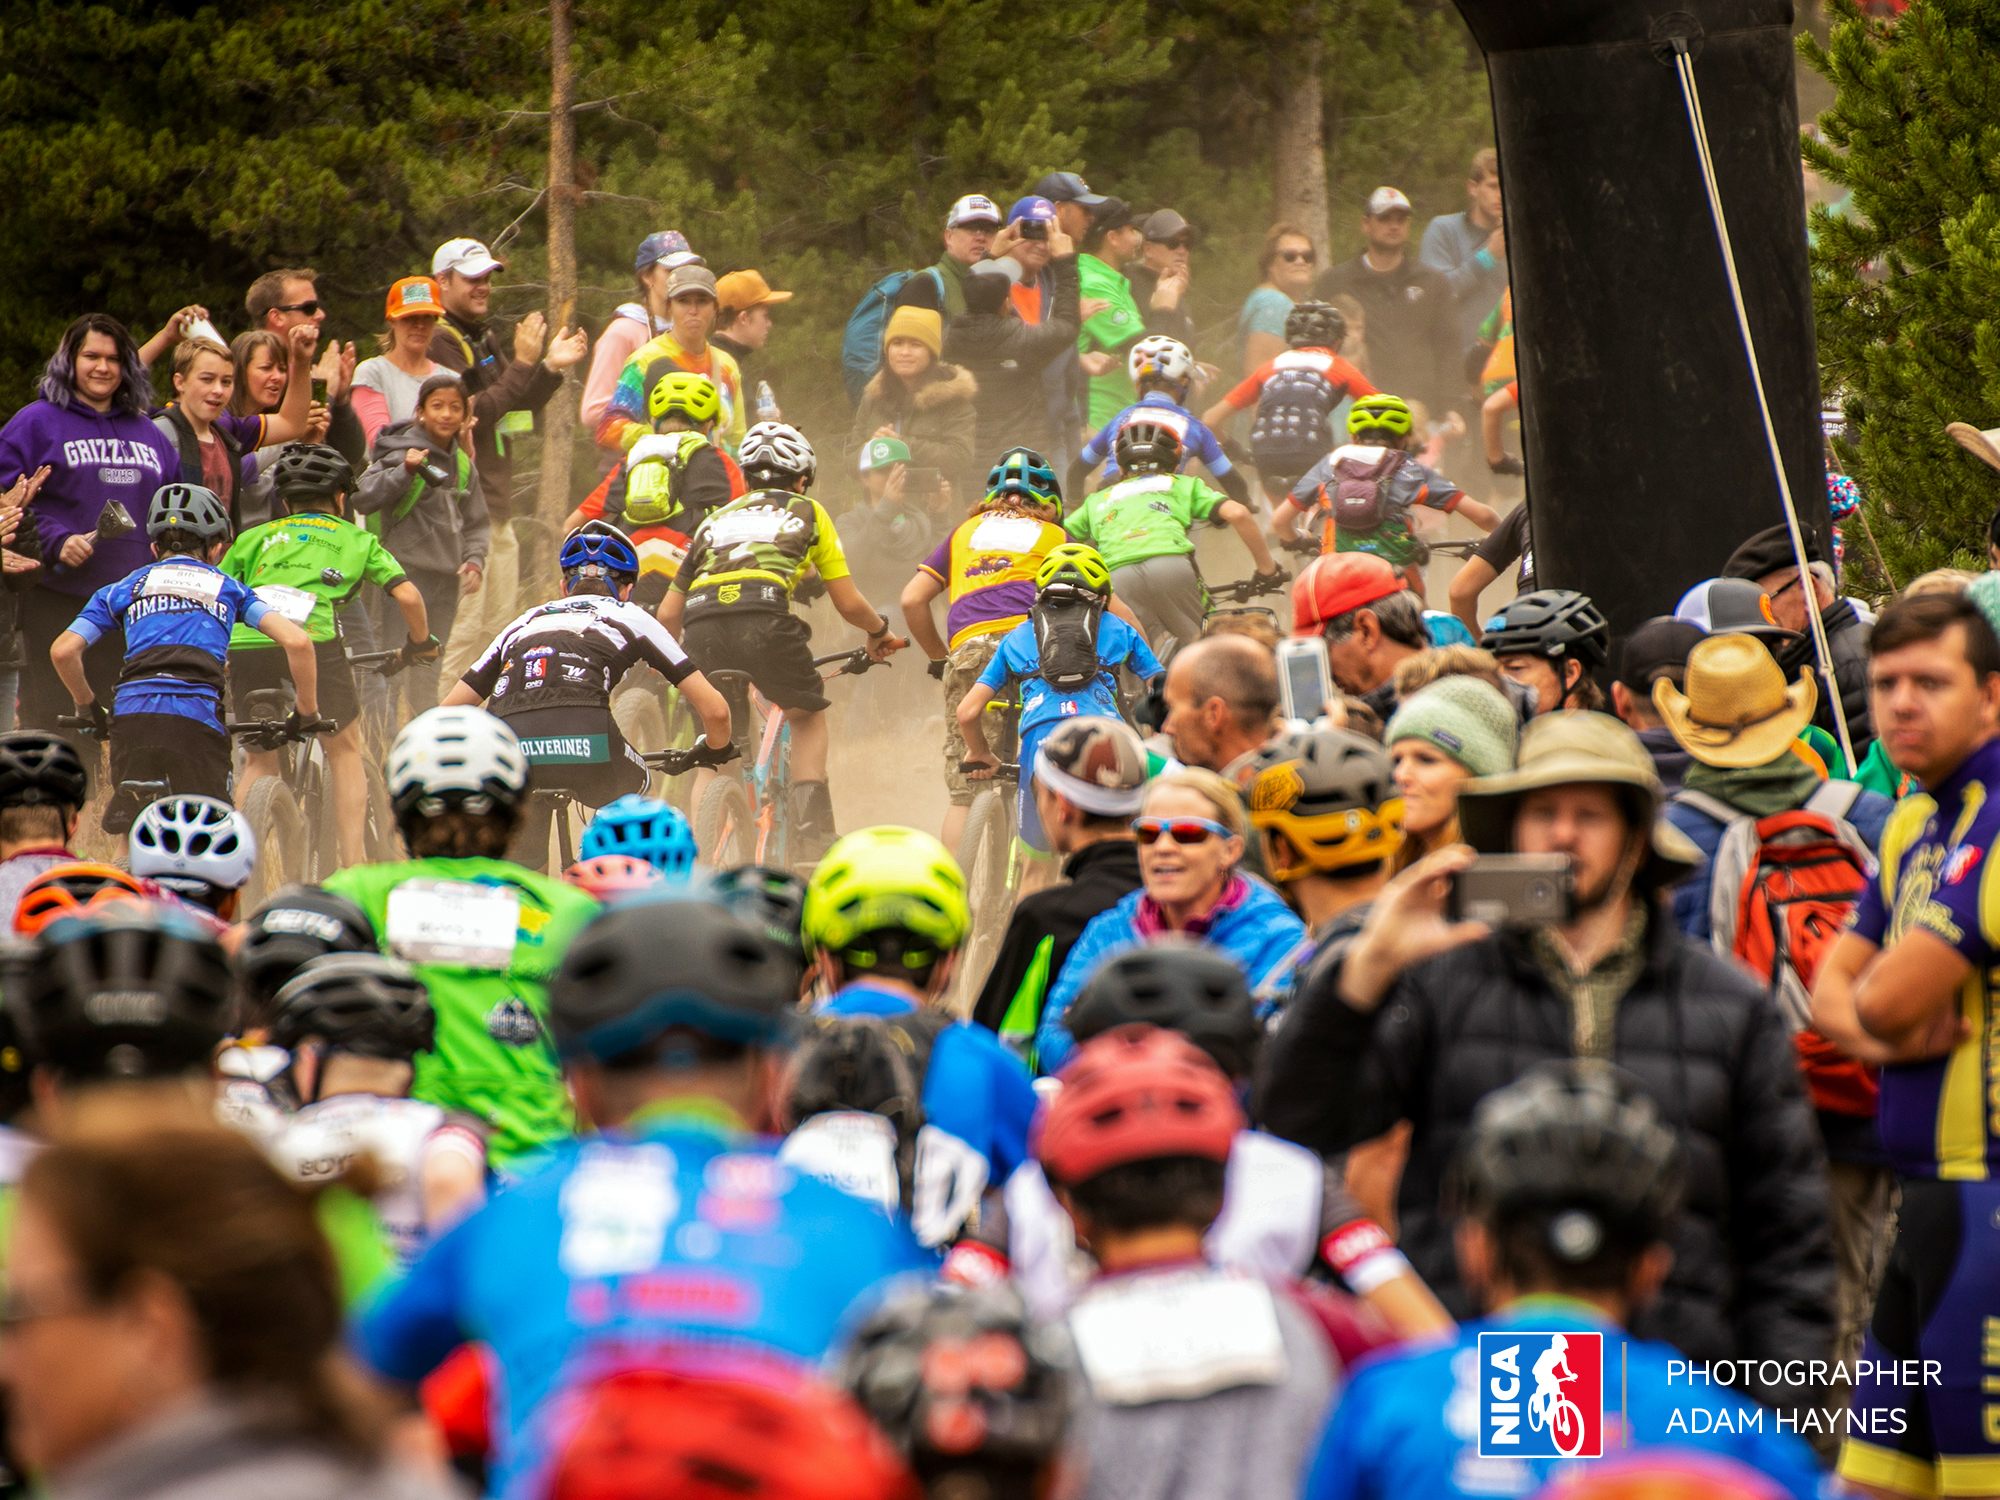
1478, 1331, 1603, 1458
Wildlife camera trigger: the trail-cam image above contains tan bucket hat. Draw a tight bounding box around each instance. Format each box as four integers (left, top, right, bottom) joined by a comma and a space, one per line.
1456, 711, 1699, 884
1652, 633, 1818, 770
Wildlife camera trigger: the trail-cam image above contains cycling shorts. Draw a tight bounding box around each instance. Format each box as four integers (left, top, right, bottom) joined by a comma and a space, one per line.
229, 639, 361, 732
1840, 1178, 2000, 1496
943, 634, 1005, 806
501, 704, 648, 809
681, 612, 829, 713
106, 712, 231, 833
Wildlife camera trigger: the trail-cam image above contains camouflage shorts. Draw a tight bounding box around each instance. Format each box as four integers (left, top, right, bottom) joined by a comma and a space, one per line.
943, 633, 1005, 805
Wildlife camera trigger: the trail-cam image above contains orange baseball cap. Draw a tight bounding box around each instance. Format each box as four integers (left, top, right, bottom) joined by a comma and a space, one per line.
716, 270, 794, 313
385, 276, 444, 320
1293, 553, 1404, 636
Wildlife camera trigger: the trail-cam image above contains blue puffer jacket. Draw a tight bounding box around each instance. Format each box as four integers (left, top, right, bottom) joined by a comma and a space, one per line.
1036, 876, 1309, 1074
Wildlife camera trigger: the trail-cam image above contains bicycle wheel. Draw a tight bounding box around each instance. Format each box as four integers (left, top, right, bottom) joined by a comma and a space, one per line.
694, 777, 754, 867
362, 759, 398, 864
954, 788, 1018, 1006
243, 776, 308, 911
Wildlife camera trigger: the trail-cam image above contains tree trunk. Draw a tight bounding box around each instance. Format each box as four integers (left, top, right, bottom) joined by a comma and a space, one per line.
536, 0, 579, 534
1271, 8, 1329, 260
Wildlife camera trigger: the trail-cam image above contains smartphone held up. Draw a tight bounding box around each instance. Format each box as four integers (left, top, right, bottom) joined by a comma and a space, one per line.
1447, 854, 1574, 928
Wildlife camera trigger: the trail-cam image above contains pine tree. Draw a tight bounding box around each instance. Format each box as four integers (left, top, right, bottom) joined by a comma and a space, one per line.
1802, 0, 2000, 587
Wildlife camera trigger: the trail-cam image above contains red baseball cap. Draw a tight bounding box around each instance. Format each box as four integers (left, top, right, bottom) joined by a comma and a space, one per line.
1293, 553, 1404, 636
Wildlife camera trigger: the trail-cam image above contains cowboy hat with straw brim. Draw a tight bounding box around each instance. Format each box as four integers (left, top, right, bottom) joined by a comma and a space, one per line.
1652, 633, 1819, 771
1456, 711, 1700, 885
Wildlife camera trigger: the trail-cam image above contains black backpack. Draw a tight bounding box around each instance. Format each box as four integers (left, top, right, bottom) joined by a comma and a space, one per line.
1031, 595, 1105, 693
1250, 362, 1339, 471
785, 1008, 953, 1214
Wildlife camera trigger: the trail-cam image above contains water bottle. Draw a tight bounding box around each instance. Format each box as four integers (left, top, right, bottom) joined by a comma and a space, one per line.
756, 380, 779, 422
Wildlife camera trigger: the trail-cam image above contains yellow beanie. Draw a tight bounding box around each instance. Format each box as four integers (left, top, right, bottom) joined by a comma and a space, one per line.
883, 305, 943, 359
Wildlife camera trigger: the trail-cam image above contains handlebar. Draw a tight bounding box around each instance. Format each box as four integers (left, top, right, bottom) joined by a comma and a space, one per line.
640, 739, 743, 777
345, 647, 413, 678
227, 714, 336, 749
814, 647, 892, 680
57, 713, 109, 742
958, 760, 1021, 781
1210, 569, 1291, 605
1425, 539, 1484, 560
1278, 536, 1320, 557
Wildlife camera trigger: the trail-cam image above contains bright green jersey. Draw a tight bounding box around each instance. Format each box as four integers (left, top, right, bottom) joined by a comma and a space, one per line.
322, 858, 600, 1166
1064, 472, 1224, 571
1077, 254, 1143, 431
219, 511, 409, 648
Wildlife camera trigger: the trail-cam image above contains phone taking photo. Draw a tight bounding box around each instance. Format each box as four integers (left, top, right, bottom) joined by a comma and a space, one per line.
1447, 855, 1575, 927
1276, 636, 1332, 725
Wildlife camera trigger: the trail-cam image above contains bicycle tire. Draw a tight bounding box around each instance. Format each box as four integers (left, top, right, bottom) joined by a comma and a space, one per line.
694, 776, 754, 868
362, 759, 398, 864
243, 776, 308, 911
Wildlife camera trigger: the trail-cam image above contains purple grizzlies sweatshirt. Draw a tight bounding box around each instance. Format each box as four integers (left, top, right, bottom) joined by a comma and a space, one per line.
0, 399, 174, 596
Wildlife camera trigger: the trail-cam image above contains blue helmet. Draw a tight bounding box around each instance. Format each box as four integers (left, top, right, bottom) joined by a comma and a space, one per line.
581, 794, 697, 877
986, 447, 1060, 508
558, 522, 640, 582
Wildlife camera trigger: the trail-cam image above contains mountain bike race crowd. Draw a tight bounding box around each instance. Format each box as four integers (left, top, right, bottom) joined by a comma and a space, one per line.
0, 145, 1986, 1500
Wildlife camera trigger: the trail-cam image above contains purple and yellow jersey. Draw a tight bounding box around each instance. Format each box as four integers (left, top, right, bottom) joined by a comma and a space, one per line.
919, 511, 1068, 651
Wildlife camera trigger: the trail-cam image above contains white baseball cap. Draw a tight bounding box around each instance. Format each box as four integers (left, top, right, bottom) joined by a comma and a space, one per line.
431, 238, 506, 278
1365, 187, 1414, 217
946, 194, 1003, 229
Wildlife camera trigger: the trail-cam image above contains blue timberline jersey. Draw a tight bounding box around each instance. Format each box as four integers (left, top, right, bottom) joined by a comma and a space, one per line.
1080, 391, 1233, 481
69, 556, 271, 730
976, 611, 1163, 739
356, 1107, 930, 1500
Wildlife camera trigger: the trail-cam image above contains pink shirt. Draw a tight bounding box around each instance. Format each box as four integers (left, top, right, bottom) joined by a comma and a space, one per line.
580, 312, 659, 434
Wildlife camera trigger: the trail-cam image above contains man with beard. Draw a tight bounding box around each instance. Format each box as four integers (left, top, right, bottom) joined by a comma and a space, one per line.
1721, 524, 1872, 764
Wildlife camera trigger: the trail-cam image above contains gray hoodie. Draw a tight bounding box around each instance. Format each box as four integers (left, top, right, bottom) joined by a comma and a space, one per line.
352, 416, 490, 580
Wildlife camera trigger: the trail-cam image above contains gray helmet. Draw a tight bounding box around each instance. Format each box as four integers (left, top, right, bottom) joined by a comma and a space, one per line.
1068, 939, 1262, 1079
147, 483, 231, 541
1244, 728, 1403, 876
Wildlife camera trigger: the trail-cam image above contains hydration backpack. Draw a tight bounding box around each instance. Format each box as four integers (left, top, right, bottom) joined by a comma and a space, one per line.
1319, 446, 1405, 534
841, 269, 946, 404
1031, 595, 1106, 693
1250, 355, 1339, 471
1674, 782, 1879, 1117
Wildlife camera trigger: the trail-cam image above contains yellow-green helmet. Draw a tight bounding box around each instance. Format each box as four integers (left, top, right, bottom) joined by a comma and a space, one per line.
1346, 393, 1414, 439
801, 826, 970, 954
649, 371, 722, 426
1035, 542, 1112, 596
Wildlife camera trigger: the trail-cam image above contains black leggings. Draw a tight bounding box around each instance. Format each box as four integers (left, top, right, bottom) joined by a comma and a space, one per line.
18, 587, 121, 738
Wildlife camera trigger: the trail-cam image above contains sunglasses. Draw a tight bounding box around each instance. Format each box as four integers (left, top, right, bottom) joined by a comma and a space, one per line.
1278, 249, 1316, 264
274, 300, 322, 316
1154, 237, 1192, 251
1131, 816, 1235, 846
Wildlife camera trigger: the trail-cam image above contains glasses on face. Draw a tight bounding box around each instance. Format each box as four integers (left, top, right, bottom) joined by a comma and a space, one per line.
1131, 816, 1234, 846
273, 300, 322, 316
1278, 249, 1316, 264
1156, 237, 1191, 251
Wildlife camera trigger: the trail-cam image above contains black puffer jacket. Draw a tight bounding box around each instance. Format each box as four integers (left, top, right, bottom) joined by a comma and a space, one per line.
943, 255, 1080, 467
1778, 597, 1872, 758
1255, 908, 1834, 1409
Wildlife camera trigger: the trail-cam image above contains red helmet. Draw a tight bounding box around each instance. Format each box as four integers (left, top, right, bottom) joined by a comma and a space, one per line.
562, 854, 665, 903
1032, 1024, 1244, 1185
546, 1366, 920, 1500
14, 862, 155, 937
1293, 552, 1402, 637
1534, 1451, 1791, 1500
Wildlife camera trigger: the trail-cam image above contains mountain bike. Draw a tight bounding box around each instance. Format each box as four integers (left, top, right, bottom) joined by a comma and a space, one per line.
956, 750, 1024, 1005
694, 648, 889, 872
519, 738, 740, 873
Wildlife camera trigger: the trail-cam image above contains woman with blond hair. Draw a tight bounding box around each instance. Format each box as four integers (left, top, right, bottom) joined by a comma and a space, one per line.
1037, 767, 1308, 1072
1384, 674, 1518, 875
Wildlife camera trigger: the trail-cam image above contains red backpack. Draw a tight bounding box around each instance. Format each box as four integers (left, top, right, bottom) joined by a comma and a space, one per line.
1673, 783, 1879, 1116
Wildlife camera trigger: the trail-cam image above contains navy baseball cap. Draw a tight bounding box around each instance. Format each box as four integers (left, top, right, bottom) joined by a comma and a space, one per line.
1032, 171, 1107, 207
1008, 195, 1057, 225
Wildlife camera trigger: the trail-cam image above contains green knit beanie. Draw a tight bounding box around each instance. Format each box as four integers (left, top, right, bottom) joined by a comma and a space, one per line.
1386, 675, 1519, 777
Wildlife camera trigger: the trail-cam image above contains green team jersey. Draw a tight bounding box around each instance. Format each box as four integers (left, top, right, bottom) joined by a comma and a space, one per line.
1065, 472, 1224, 571
219, 510, 409, 648
1077, 254, 1144, 432
322, 857, 600, 1166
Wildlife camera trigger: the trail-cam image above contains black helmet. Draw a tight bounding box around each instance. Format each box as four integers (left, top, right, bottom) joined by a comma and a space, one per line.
1481, 589, 1611, 671
710, 865, 808, 967
1284, 300, 1348, 350
0, 731, 87, 811
1454, 1059, 1685, 1260
1112, 418, 1183, 477
146, 483, 231, 541
550, 898, 797, 1062
1244, 728, 1403, 879
0, 944, 37, 1120
268, 953, 434, 1061
234, 885, 378, 1029
833, 1277, 1076, 1484
269, 443, 355, 506
1067, 940, 1263, 1079
21, 905, 232, 1080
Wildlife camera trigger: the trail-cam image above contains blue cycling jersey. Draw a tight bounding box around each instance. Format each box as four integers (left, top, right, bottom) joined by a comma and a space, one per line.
69, 557, 269, 730
1082, 392, 1232, 480
1304, 1298, 1823, 1500
976, 612, 1163, 739
355, 1103, 930, 1499
816, 980, 1039, 1183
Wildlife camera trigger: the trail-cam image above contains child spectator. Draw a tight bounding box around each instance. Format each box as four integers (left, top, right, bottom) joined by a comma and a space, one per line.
1201, 301, 1378, 501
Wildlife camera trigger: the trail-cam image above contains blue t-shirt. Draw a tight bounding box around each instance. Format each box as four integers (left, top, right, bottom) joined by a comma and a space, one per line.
1848, 735, 2000, 1180
1306, 1299, 1824, 1500
356, 1109, 931, 1500
1080, 392, 1233, 481
976, 612, 1163, 738
816, 980, 1038, 1182
69, 557, 270, 730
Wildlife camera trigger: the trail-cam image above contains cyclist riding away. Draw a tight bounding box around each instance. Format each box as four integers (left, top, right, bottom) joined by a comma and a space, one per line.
51, 483, 321, 834
578, 793, 699, 881
1068, 335, 1253, 506
220, 442, 437, 868
0, 731, 90, 918
1272, 394, 1497, 596
958, 544, 1165, 861
659, 421, 906, 863
1200, 301, 1379, 501
443, 521, 732, 866
1066, 419, 1281, 662
1482, 589, 1612, 715
321, 706, 601, 1169
564, 371, 744, 612
128, 793, 257, 921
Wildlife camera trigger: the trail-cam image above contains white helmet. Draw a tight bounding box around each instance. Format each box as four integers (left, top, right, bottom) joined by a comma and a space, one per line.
739, 421, 817, 489
1127, 335, 1195, 393
386, 707, 529, 817
130, 795, 258, 893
